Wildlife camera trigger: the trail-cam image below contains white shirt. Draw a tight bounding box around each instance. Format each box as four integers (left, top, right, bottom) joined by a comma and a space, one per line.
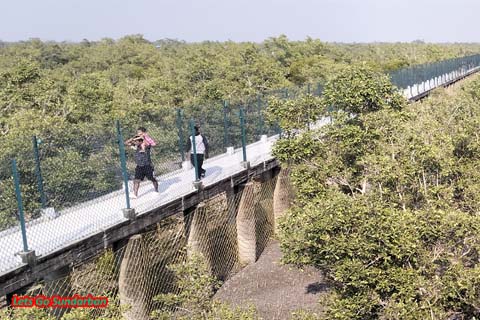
190, 135, 205, 154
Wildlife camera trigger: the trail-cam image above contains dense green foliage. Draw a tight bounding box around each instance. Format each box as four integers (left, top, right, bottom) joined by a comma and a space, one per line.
275, 67, 480, 319
322, 66, 405, 114
1, 36, 479, 230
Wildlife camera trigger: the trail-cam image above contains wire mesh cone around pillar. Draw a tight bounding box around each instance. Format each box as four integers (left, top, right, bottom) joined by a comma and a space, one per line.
210, 194, 243, 281
273, 167, 294, 221
194, 191, 243, 281
187, 202, 208, 259
236, 180, 262, 265
118, 234, 150, 320
254, 178, 276, 259
141, 214, 186, 316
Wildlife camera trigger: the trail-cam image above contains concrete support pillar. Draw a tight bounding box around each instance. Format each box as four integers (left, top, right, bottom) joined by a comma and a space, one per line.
118, 235, 148, 320
187, 202, 211, 263
236, 180, 261, 265
273, 168, 292, 233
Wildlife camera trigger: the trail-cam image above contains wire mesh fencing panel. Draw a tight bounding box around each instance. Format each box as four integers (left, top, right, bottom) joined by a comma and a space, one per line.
0, 157, 39, 274
0, 140, 46, 232
0, 123, 126, 274
0, 160, 24, 233
389, 54, 480, 90
243, 97, 265, 145
26, 123, 126, 261
40, 126, 121, 210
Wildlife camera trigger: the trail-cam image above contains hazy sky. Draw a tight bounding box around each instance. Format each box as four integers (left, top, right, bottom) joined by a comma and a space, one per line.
0, 0, 478, 43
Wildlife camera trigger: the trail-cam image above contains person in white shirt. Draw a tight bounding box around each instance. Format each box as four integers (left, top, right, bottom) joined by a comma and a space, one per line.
186, 125, 209, 179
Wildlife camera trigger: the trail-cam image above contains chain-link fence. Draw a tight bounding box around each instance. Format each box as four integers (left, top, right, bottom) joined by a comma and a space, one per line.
389, 54, 480, 98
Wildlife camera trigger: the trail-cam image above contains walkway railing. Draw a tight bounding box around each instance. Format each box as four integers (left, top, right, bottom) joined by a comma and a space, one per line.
389, 54, 480, 99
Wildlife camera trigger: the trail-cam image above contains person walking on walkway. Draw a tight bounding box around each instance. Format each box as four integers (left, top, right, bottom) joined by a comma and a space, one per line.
136, 126, 156, 174
186, 125, 209, 179
125, 135, 158, 198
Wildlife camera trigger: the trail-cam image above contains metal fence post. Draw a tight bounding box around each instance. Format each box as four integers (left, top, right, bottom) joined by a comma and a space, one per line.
116, 120, 135, 219
307, 83, 311, 95
12, 159, 36, 265
239, 108, 249, 169
32, 136, 46, 209
189, 119, 202, 189
176, 109, 185, 162
12, 159, 29, 252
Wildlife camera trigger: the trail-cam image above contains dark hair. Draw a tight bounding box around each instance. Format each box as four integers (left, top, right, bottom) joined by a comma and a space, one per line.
137, 126, 147, 132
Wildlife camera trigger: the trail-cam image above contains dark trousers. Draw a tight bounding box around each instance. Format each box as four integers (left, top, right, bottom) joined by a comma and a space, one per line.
190, 154, 205, 179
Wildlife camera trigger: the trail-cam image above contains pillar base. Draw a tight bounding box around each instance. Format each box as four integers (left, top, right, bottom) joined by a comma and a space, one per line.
226, 146, 235, 155
241, 161, 250, 169
193, 180, 203, 190
18, 250, 36, 266
123, 208, 136, 220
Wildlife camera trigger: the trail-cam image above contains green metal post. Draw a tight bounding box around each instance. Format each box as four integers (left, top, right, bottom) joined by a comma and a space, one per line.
116, 120, 131, 209
240, 109, 247, 162
223, 101, 230, 148
284, 88, 289, 98
176, 109, 185, 162
190, 119, 200, 181
12, 159, 29, 252
32, 136, 46, 209
307, 83, 311, 95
